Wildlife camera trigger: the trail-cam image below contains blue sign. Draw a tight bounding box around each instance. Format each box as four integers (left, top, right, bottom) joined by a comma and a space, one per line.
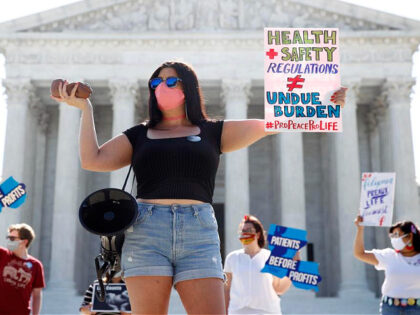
92, 283, 131, 312
261, 224, 322, 291
0, 176, 27, 212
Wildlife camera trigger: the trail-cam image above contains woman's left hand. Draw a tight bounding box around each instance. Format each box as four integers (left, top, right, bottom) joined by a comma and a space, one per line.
330, 87, 347, 107
293, 250, 301, 261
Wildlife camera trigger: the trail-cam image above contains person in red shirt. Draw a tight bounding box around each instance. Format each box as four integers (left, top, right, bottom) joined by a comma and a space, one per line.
0, 223, 45, 315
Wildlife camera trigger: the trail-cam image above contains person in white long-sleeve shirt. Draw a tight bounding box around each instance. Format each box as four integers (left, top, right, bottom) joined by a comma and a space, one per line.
224, 215, 297, 315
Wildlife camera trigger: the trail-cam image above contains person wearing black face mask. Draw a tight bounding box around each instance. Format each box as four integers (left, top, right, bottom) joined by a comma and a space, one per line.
0, 223, 45, 315
353, 215, 420, 314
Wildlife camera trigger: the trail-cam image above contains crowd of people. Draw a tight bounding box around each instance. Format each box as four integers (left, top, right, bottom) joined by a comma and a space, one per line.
2, 214, 419, 315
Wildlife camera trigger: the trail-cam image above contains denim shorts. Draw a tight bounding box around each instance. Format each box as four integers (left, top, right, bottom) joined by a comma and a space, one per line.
121, 202, 224, 286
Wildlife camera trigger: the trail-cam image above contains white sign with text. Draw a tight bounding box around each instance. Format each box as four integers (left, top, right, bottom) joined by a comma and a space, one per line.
359, 172, 396, 227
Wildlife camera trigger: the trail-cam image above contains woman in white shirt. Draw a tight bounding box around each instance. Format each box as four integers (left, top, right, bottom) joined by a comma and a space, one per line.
224, 215, 295, 314
353, 215, 420, 315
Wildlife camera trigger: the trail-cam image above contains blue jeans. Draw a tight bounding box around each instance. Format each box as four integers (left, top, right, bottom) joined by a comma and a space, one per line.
381, 302, 420, 315
121, 202, 224, 286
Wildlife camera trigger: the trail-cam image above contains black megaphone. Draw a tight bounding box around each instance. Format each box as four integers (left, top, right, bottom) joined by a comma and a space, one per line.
79, 188, 138, 236
78, 166, 138, 302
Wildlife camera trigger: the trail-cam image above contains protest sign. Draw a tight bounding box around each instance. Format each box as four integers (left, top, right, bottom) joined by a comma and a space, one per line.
92, 283, 131, 313
359, 172, 396, 226
0, 176, 27, 212
261, 225, 322, 291
264, 28, 341, 132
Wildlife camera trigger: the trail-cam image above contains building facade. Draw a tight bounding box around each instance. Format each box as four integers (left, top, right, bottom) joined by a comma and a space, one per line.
0, 0, 419, 298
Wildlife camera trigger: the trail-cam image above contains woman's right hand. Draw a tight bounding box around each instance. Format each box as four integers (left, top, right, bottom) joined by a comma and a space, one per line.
354, 215, 364, 229
50, 80, 90, 111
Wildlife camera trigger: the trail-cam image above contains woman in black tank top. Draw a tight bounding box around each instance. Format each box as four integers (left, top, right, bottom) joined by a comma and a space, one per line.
51, 61, 347, 314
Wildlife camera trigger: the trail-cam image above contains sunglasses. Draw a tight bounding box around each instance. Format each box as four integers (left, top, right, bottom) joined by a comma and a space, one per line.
149, 77, 182, 89
6, 236, 20, 241
238, 228, 257, 235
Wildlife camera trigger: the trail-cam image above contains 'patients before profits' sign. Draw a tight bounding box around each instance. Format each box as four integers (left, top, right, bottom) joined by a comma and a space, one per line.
264, 28, 341, 132
261, 225, 322, 292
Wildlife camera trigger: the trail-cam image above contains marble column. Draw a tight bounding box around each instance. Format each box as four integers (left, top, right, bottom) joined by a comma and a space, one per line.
49, 102, 81, 290
334, 79, 370, 296
276, 133, 306, 230
108, 79, 138, 189
366, 94, 388, 294
384, 78, 420, 223
275, 132, 310, 261
274, 133, 312, 297
273, 132, 307, 257
221, 79, 251, 255
29, 104, 50, 258
0, 78, 34, 245
365, 94, 387, 173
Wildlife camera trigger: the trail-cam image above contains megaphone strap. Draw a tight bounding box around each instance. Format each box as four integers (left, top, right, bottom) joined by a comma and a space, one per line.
122, 165, 133, 191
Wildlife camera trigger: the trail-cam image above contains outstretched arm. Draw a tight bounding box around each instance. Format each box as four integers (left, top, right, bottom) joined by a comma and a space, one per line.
221, 119, 272, 153
220, 87, 347, 153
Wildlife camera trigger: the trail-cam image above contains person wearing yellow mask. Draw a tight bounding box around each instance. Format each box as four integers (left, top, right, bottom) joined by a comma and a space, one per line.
224, 215, 297, 314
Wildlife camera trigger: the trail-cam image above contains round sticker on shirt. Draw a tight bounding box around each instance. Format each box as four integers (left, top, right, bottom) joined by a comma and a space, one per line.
25, 262, 33, 269
187, 135, 201, 142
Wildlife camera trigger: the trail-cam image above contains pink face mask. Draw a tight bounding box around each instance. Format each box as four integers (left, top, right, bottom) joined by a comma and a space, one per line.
155, 83, 185, 111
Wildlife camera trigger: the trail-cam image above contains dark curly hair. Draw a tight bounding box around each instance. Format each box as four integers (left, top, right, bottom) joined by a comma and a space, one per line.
390, 220, 420, 253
